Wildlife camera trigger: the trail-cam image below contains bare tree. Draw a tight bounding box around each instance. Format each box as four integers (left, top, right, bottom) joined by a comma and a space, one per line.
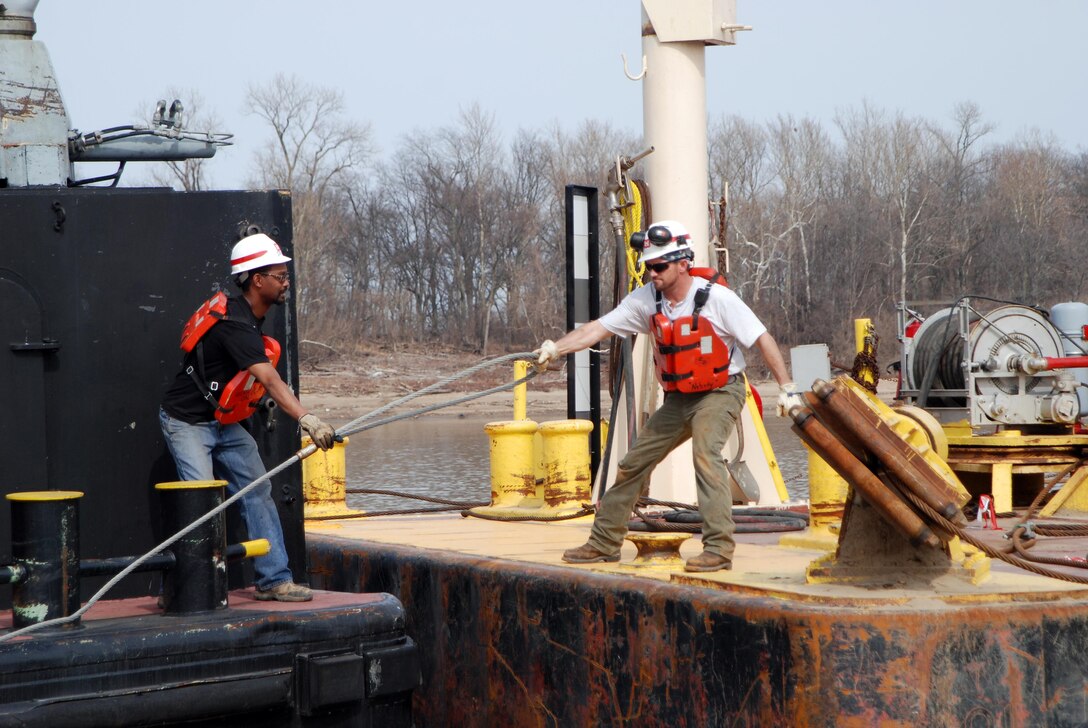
708, 115, 776, 303
233, 89, 1088, 370
133, 88, 225, 191
986, 131, 1072, 302
925, 101, 995, 293
245, 74, 374, 337
768, 115, 832, 326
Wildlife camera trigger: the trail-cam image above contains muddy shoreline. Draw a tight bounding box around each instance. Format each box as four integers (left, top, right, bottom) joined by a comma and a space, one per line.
296, 345, 895, 427
300, 376, 796, 428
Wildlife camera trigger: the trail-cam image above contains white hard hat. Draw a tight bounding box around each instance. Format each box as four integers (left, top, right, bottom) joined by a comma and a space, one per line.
635, 220, 694, 264
230, 233, 291, 276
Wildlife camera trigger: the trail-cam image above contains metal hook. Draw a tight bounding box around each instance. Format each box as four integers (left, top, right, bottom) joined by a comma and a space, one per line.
621, 53, 647, 81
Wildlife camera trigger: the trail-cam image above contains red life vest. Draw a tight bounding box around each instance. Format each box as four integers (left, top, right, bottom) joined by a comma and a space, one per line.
180, 294, 280, 424
650, 270, 733, 393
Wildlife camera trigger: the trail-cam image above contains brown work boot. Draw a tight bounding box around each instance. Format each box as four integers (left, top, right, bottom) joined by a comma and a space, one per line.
254, 582, 314, 602
684, 551, 732, 572
562, 542, 620, 564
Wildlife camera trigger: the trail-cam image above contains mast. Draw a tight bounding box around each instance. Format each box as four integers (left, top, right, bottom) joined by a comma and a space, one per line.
640, 0, 745, 264
629, 1, 754, 502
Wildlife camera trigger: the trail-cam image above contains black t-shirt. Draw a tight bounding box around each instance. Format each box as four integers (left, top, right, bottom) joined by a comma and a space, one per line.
162, 295, 269, 424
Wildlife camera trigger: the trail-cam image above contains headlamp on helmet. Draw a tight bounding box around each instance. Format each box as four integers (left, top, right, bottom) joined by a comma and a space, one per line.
633, 220, 694, 264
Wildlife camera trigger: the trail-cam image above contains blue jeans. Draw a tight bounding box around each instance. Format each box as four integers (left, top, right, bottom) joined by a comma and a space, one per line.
159, 408, 294, 591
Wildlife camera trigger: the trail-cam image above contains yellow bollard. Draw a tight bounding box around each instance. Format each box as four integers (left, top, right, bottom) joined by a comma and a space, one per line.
853, 317, 877, 390
302, 436, 362, 523
468, 419, 541, 518
854, 318, 871, 353
536, 419, 595, 518
778, 444, 849, 551
513, 360, 529, 421
619, 532, 693, 570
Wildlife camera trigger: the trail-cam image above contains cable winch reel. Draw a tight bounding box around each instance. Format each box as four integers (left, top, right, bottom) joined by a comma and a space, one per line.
900, 301, 1088, 428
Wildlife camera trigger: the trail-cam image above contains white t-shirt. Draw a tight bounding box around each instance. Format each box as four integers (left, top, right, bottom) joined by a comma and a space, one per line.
598, 276, 767, 375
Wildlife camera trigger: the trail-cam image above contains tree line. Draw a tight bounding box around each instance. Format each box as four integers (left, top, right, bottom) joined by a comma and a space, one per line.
152, 77, 1088, 374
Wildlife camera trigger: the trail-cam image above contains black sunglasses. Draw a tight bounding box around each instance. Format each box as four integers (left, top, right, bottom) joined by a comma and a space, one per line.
646, 261, 672, 273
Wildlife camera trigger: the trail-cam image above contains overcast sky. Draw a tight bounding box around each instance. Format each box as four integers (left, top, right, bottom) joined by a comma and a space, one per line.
33, 0, 1088, 189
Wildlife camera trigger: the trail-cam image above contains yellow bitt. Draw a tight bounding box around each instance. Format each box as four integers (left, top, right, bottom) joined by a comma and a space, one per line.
853, 317, 877, 391
620, 532, 693, 571
778, 445, 848, 552
471, 357, 596, 520
302, 436, 362, 524
536, 420, 595, 519
469, 419, 540, 518
512, 360, 530, 420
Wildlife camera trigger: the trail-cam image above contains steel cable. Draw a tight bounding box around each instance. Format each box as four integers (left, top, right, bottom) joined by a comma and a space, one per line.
896, 485, 1088, 585
459, 508, 596, 523
0, 351, 540, 642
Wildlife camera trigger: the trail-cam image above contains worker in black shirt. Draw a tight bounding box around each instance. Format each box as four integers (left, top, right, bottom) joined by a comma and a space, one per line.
160, 233, 335, 602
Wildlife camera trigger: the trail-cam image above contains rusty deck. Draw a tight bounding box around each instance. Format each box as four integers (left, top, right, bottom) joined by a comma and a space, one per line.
306, 512, 1088, 726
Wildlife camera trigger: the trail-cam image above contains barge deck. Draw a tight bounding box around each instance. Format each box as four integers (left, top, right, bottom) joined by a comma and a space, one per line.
306, 512, 1088, 726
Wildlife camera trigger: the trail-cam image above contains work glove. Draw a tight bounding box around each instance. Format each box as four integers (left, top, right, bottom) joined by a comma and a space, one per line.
534, 340, 560, 369
776, 382, 802, 418
299, 413, 336, 451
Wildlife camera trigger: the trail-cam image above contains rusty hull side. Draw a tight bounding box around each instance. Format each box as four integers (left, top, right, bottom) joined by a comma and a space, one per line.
308, 536, 1088, 727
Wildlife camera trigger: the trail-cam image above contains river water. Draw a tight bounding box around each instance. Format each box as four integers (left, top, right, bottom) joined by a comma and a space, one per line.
343, 406, 809, 512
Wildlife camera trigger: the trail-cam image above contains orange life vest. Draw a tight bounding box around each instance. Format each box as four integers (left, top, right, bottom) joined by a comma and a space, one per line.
215, 336, 281, 424
180, 294, 280, 424
180, 291, 229, 353
650, 270, 733, 393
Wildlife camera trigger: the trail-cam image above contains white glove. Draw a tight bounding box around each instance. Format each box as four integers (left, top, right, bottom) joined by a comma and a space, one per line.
535, 340, 560, 369
776, 382, 801, 417
299, 413, 336, 450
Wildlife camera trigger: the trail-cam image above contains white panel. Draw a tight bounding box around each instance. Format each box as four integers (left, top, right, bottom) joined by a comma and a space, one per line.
789, 344, 831, 391
572, 194, 590, 280
573, 346, 591, 412
573, 194, 589, 236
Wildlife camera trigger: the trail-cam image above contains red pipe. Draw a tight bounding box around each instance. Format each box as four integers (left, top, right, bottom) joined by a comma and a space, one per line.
1043, 356, 1088, 370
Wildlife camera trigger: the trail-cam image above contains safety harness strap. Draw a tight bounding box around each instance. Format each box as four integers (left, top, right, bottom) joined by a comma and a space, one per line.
690, 272, 721, 330
184, 343, 232, 415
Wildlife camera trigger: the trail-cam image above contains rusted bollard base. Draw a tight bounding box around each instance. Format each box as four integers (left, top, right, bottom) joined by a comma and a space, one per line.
619, 532, 693, 570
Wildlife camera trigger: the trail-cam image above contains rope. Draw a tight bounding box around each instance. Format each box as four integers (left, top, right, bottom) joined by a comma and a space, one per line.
1010, 460, 1080, 530
307, 505, 479, 521
313, 488, 490, 519
629, 499, 808, 534
1034, 523, 1088, 537
460, 507, 596, 523
640, 496, 699, 511
621, 181, 646, 291
345, 487, 487, 508
336, 352, 539, 438
1009, 526, 1088, 568
0, 447, 308, 642
0, 351, 540, 642
896, 484, 1088, 585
